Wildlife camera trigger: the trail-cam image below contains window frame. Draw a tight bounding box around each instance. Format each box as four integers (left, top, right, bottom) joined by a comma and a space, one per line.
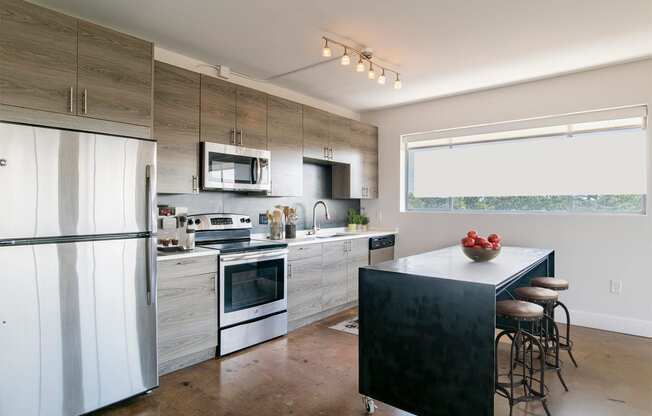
401, 106, 648, 216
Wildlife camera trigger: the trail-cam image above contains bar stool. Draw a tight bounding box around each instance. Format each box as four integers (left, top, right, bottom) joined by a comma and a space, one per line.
514, 287, 569, 392
531, 277, 578, 367
495, 300, 550, 416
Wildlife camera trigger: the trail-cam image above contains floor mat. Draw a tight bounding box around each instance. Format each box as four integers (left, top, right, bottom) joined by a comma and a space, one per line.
329, 317, 359, 335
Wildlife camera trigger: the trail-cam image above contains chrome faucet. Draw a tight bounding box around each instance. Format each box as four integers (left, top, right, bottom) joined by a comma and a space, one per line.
308, 200, 330, 235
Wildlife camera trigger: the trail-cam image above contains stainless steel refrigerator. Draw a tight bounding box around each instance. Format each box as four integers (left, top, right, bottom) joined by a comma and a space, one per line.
0, 122, 158, 416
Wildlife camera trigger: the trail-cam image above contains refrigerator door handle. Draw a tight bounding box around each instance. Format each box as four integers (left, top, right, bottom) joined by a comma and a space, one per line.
145, 164, 155, 305
145, 237, 155, 305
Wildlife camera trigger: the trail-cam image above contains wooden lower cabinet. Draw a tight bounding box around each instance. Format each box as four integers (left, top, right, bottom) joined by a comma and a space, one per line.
347, 238, 369, 302
321, 241, 349, 310
157, 254, 218, 375
287, 244, 322, 322
287, 238, 369, 327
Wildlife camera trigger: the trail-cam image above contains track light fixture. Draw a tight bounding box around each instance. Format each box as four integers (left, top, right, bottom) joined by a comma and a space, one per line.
320, 36, 401, 90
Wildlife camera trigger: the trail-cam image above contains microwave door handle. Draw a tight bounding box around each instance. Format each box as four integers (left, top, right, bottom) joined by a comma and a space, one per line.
251, 158, 258, 184
257, 158, 263, 185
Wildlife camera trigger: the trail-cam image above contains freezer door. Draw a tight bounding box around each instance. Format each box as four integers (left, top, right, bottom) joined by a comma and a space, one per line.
0, 237, 158, 416
0, 122, 157, 241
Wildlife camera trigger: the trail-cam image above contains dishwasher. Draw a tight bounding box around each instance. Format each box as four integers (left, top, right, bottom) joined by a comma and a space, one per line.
369, 234, 396, 265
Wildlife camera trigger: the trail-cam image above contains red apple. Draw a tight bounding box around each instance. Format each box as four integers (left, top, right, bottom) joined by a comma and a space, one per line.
467, 230, 478, 239
475, 237, 488, 246
462, 237, 476, 247
488, 233, 501, 243
482, 241, 493, 249
492, 242, 501, 250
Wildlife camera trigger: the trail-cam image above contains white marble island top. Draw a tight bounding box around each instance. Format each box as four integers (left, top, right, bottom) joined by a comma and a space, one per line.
367, 245, 553, 287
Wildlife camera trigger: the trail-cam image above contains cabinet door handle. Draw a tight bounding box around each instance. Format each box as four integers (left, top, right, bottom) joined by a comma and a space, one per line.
324, 147, 328, 159
82, 89, 88, 114
238, 129, 244, 146
69, 86, 74, 113
288, 263, 292, 278
211, 275, 217, 293
230, 129, 236, 145
329, 148, 333, 159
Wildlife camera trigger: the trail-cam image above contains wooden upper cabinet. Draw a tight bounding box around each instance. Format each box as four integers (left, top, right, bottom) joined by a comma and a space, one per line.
154, 61, 200, 194
0, 0, 78, 114
77, 21, 153, 126
268, 96, 302, 196
361, 124, 379, 199
334, 120, 378, 199
236, 86, 267, 149
200, 75, 237, 145
302, 106, 330, 160
329, 115, 351, 163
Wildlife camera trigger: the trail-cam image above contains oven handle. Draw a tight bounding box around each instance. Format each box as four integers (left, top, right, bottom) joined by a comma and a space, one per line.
220, 249, 288, 263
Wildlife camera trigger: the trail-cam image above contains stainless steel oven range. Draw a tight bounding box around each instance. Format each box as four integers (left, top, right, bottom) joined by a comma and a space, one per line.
190, 213, 288, 356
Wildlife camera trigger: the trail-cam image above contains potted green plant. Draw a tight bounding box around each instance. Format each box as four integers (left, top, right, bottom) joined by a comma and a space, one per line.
347, 208, 360, 232
360, 214, 370, 231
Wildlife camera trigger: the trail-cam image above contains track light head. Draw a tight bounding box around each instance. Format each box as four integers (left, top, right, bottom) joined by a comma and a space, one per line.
340, 48, 350, 66
356, 57, 365, 72
322, 39, 331, 57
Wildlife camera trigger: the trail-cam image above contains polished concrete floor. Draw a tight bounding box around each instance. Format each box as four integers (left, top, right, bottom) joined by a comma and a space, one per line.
95, 308, 652, 416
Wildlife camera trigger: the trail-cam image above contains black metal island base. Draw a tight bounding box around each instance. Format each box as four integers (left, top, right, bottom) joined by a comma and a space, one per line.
359, 245, 554, 416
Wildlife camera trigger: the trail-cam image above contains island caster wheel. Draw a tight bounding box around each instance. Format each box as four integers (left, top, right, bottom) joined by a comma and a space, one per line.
362, 396, 376, 414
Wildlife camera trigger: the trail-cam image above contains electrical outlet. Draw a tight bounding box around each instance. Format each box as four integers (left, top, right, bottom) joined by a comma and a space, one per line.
259, 213, 268, 225
610, 279, 622, 294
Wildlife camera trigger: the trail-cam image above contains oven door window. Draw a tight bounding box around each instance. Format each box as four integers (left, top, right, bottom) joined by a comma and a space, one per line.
223, 258, 285, 313
208, 152, 254, 184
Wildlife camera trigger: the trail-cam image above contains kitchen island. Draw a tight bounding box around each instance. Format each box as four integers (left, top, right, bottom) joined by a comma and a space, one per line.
358, 245, 554, 416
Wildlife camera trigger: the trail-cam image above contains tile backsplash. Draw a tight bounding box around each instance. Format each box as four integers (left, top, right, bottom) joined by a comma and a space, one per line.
158, 163, 360, 233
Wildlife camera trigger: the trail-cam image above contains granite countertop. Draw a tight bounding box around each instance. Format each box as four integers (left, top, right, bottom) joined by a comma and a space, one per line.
156, 246, 218, 261
251, 227, 398, 247
366, 245, 552, 286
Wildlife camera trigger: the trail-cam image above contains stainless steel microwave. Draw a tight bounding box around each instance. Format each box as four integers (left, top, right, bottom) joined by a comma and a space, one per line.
201, 142, 271, 192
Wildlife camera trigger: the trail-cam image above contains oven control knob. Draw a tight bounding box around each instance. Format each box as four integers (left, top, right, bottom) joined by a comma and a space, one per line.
240, 218, 245, 223
245, 218, 251, 223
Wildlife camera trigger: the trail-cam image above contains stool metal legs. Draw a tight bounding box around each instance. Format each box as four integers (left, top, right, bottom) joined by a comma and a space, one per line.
495, 322, 551, 416
555, 300, 578, 368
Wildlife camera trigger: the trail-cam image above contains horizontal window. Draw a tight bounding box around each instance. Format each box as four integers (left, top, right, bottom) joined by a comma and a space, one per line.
403, 106, 648, 214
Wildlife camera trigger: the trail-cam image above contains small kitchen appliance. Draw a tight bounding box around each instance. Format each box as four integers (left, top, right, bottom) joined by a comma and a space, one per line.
189, 213, 288, 356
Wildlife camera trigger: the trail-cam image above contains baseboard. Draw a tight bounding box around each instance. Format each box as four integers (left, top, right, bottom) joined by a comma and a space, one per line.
556, 308, 652, 338
289, 301, 357, 332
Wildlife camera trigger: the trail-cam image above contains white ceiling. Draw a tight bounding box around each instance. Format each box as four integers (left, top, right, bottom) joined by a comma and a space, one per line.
35, 0, 652, 112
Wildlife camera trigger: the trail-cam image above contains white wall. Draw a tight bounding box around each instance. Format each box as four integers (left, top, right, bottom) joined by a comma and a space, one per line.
362, 59, 652, 337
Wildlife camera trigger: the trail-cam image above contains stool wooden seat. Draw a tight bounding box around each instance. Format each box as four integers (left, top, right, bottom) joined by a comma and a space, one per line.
496, 300, 544, 321
514, 287, 559, 303
531, 277, 569, 291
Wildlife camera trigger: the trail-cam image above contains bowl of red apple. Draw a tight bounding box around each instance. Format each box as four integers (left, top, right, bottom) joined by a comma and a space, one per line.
460, 230, 502, 262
